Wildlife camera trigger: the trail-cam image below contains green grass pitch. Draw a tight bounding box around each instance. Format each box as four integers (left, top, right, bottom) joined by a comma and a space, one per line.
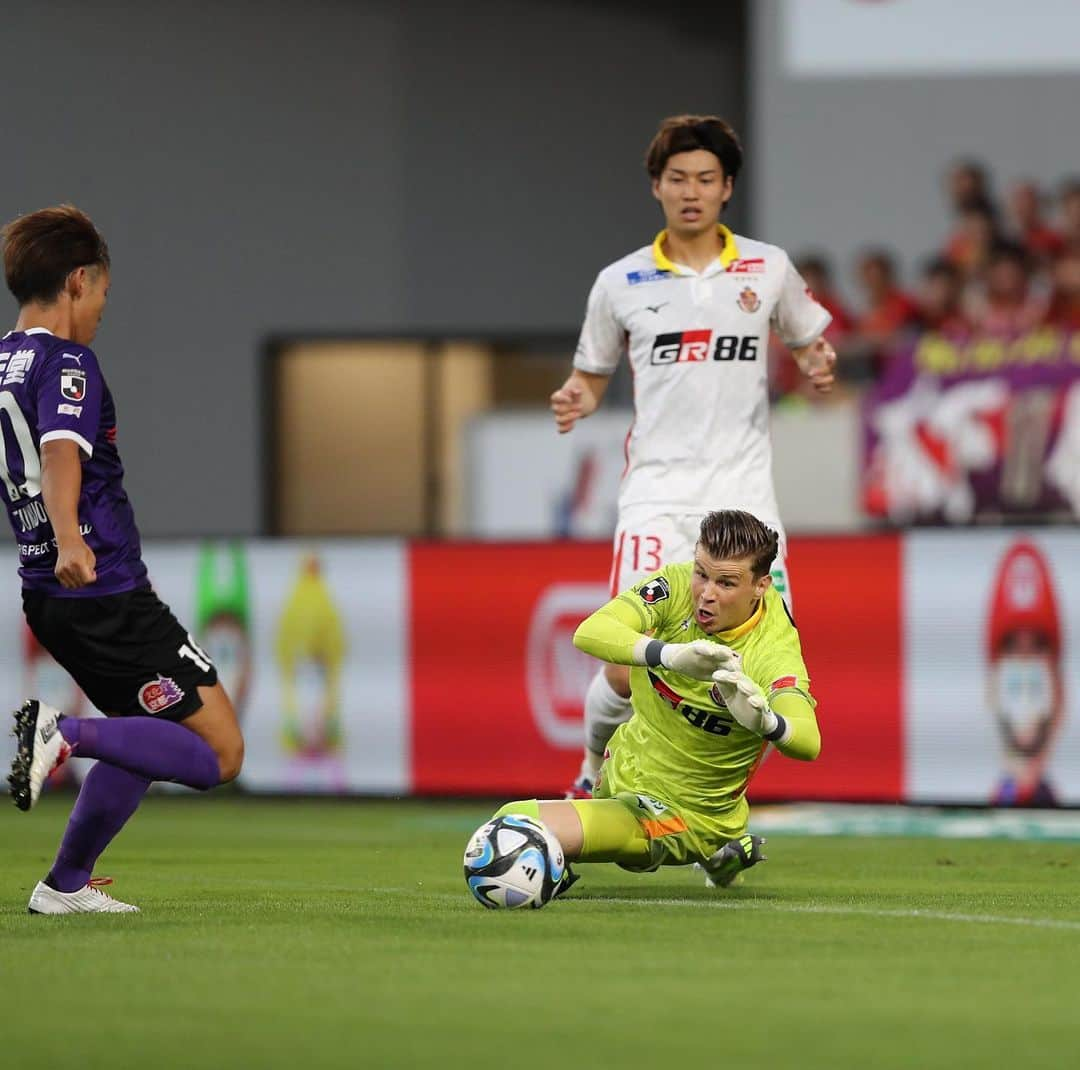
2, 797, 1078, 1069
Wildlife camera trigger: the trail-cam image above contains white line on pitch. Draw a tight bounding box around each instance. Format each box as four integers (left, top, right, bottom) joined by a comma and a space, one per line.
372, 887, 1080, 932
584, 897, 1080, 931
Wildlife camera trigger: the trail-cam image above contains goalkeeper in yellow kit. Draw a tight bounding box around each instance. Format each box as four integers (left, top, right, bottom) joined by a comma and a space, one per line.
494, 509, 821, 889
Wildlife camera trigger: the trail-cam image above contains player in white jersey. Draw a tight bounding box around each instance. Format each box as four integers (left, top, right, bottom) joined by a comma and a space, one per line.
551, 115, 836, 797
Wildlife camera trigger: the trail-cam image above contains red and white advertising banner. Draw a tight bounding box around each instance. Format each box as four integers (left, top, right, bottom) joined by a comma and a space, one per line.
9, 531, 1077, 806
410, 542, 612, 796
904, 530, 1080, 806
752, 535, 902, 802
409, 536, 904, 802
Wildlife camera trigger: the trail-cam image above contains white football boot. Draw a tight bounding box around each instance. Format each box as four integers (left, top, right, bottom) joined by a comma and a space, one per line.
28, 878, 140, 915
8, 699, 72, 811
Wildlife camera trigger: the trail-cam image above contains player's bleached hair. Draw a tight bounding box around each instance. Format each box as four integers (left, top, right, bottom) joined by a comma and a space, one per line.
645, 115, 743, 184
2, 204, 110, 306
697, 510, 779, 579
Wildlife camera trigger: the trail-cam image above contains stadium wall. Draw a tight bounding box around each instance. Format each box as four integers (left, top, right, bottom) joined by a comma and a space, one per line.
751, 1, 1080, 294
5, 531, 1078, 807
0, 1, 747, 537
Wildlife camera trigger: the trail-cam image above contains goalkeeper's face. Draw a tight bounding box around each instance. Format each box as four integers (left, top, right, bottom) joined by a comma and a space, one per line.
690, 548, 771, 634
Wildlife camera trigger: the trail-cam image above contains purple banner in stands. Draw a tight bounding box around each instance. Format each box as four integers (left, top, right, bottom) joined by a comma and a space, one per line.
861, 330, 1080, 524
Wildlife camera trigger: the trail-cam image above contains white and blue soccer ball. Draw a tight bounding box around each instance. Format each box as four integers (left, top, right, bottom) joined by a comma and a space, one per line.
463, 813, 565, 910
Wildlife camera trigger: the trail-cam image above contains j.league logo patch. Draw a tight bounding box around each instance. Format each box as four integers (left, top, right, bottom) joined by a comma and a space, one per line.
638, 577, 671, 605
61, 369, 87, 402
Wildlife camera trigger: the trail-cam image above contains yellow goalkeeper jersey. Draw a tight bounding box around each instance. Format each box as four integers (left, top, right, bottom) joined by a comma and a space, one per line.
582, 562, 815, 817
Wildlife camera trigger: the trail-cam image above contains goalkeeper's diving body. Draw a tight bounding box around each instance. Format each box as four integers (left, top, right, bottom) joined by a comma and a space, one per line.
495, 509, 820, 889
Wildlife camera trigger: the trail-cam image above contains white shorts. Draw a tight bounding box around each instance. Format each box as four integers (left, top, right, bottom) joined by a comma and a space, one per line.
608, 508, 792, 609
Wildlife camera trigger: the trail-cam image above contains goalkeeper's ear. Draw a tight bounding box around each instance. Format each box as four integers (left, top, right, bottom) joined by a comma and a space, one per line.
752, 571, 773, 599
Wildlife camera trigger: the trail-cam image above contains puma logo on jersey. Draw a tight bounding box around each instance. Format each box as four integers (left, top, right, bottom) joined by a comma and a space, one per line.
644, 302, 669, 314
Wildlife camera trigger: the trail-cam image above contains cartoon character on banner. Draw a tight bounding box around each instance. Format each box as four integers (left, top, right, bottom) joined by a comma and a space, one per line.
195, 541, 252, 719
275, 553, 347, 790
24, 622, 89, 789
986, 540, 1065, 806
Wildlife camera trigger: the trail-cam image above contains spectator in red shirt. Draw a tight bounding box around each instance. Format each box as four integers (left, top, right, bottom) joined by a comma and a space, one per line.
795, 254, 854, 343
1060, 178, 1080, 255
1007, 180, 1065, 266
969, 242, 1046, 334
852, 249, 920, 377
917, 257, 971, 335
943, 203, 1001, 283
855, 249, 920, 337
1044, 250, 1080, 330
769, 253, 855, 399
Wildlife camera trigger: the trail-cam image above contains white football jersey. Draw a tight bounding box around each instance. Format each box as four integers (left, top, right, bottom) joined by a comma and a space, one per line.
573, 225, 830, 526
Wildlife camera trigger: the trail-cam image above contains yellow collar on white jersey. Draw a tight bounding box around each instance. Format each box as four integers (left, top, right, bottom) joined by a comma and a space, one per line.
651, 224, 741, 276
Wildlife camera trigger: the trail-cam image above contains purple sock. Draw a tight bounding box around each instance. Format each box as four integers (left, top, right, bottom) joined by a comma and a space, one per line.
59, 716, 221, 790
46, 762, 151, 893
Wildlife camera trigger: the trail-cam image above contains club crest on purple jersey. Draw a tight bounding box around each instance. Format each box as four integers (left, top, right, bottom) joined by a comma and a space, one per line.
138, 676, 186, 714
61, 369, 87, 401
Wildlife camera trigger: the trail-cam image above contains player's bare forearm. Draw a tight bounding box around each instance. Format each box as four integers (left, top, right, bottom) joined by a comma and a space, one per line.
790, 335, 837, 395
550, 369, 610, 434
769, 691, 821, 761
42, 439, 97, 588
41, 439, 84, 542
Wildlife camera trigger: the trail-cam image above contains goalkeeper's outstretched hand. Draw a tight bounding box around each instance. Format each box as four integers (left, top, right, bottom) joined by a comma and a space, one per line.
711, 669, 780, 737
660, 641, 739, 681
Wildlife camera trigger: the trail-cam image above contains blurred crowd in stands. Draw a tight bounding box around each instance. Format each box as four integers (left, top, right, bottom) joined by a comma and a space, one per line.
772, 162, 1080, 400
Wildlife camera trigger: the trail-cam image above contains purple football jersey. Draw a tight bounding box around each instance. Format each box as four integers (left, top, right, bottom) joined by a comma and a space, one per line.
0, 327, 147, 596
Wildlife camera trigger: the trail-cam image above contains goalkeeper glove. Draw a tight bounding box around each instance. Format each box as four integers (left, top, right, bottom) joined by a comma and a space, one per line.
634, 638, 738, 681
711, 669, 790, 742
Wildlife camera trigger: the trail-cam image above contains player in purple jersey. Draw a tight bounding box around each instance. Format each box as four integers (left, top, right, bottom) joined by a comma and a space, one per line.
3, 205, 244, 914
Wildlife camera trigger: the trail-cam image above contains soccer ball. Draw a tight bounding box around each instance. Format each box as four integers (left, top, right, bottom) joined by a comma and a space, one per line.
463, 813, 565, 909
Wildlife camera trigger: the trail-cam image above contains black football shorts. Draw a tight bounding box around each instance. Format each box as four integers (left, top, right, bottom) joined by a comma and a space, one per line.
22, 585, 218, 721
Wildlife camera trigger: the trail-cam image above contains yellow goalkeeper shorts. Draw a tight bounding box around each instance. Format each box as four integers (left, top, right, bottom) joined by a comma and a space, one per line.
592, 731, 750, 871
